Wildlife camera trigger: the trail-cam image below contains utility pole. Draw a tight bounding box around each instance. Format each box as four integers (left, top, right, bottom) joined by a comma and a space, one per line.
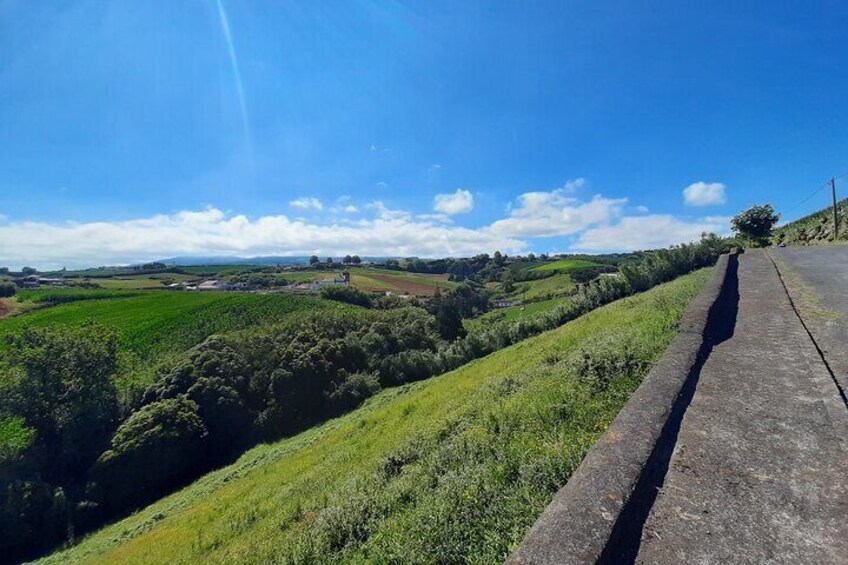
831, 177, 839, 240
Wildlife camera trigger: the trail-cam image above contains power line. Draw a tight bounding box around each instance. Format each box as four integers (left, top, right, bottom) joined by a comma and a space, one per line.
784, 172, 848, 215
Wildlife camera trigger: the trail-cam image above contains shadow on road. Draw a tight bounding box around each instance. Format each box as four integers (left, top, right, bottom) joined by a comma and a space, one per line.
599, 254, 740, 564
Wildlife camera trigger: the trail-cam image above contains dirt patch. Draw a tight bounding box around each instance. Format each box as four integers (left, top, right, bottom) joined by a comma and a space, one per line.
361, 274, 445, 296
0, 298, 20, 318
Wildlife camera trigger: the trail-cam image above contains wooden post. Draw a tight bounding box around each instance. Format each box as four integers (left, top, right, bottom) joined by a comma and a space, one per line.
832, 177, 839, 240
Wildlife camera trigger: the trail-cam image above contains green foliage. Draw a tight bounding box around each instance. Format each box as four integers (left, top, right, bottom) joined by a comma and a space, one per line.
772, 198, 848, 245
731, 204, 779, 246
0, 414, 35, 461
0, 323, 120, 560
2, 322, 120, 482
87, 398, 209, 516
22, 266, 38, 275
320, 285, 372, 308
34, 269, 709, 564
0, 282, 16, 298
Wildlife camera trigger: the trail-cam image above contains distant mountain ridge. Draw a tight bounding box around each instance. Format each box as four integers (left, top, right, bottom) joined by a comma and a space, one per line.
154, 255, 394, 267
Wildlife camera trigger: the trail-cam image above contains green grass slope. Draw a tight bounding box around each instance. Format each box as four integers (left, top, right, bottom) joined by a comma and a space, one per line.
36, 268, 710, 565
773, 198, 848, 245
0, 292, 347, 362
530, 258, 600, 273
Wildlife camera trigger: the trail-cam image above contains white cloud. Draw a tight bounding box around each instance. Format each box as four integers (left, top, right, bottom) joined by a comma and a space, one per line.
433, 189, 474, 215
0, 181, 735, 269
574, 215, 731, 251
635, 205, 649, 213
487, 183, 626, 238
289, 197, 323, 211
0, 206, 526, 269
683, 182, 726, 206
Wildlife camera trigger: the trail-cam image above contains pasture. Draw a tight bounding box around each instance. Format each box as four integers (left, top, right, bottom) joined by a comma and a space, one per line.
531, 258, 601, 273
0, 291, 347, 365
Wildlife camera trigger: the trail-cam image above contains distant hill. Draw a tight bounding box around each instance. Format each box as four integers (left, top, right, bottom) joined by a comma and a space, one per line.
156, 255, 393, 267
774, 198, 848, 245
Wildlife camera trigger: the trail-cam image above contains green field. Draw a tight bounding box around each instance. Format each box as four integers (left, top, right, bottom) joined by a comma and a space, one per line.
530, 258, 601, 273
466, 296, 570, 332
515, 272, 576, 301
37, 268, 710, 565
0, 291, 348, 363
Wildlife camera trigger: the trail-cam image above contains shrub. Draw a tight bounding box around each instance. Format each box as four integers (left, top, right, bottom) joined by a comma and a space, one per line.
0, 282, 16, 298
321, 286, 372, 308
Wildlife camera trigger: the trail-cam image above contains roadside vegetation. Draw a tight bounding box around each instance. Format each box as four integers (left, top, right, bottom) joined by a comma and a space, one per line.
33, 268, 711, 564
772, 198, 848, 246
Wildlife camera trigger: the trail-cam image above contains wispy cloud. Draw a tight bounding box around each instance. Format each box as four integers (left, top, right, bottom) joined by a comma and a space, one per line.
289, 197, 323, 211
433, 189, 474, 215
683, 181, 726, 206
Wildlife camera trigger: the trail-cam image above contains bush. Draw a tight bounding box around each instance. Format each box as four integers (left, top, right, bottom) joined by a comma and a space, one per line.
321, 286, 372, 308
0, 282, 16, 298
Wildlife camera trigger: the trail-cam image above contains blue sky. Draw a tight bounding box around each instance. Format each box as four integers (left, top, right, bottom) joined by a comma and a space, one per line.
1, 0, 847, 268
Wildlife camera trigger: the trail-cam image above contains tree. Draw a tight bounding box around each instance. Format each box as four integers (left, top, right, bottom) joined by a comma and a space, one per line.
325, 257, 333, 265
309, 255, 320, 265
731, 204, 779, 246
351, 255, 362, 265
21, 267, 37, 275
87, 398, 208, 515
0, 267, 9, 275
3, 322, 120, 483
321, 286, 372, 308
343, 255, 353, 264
501, 270, 515, 293
0, 282, 16, 298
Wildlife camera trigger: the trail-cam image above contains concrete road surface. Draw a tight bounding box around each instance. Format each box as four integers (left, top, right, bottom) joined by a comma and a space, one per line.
771, 245, 848, 397
635, 249, 848, 564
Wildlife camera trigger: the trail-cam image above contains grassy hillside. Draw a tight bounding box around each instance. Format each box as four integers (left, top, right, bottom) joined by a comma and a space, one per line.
773, 198, 848, 245
531, 258, 600, 273
467, 296, 570, 331
0, 291, 347, 363
36, 268, 710, 565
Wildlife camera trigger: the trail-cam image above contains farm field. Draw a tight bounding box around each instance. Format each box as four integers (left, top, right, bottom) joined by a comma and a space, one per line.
35, 268, 710, 565
514, 272, 576, 301
349, 268, 456, 295
0, 291, 348, 368
531, 258, 601, 273
91, 278, 173, 290
467, 296, 570, 331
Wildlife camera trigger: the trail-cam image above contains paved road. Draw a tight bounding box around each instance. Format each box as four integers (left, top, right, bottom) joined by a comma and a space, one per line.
771, 245, 848, 396
635, 249, 848, 564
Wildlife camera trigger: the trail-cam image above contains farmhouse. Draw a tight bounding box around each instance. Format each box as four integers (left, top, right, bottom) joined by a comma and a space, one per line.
309, 273, 350, 292
13, 275, 46, 288
195, 279, 232, 291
